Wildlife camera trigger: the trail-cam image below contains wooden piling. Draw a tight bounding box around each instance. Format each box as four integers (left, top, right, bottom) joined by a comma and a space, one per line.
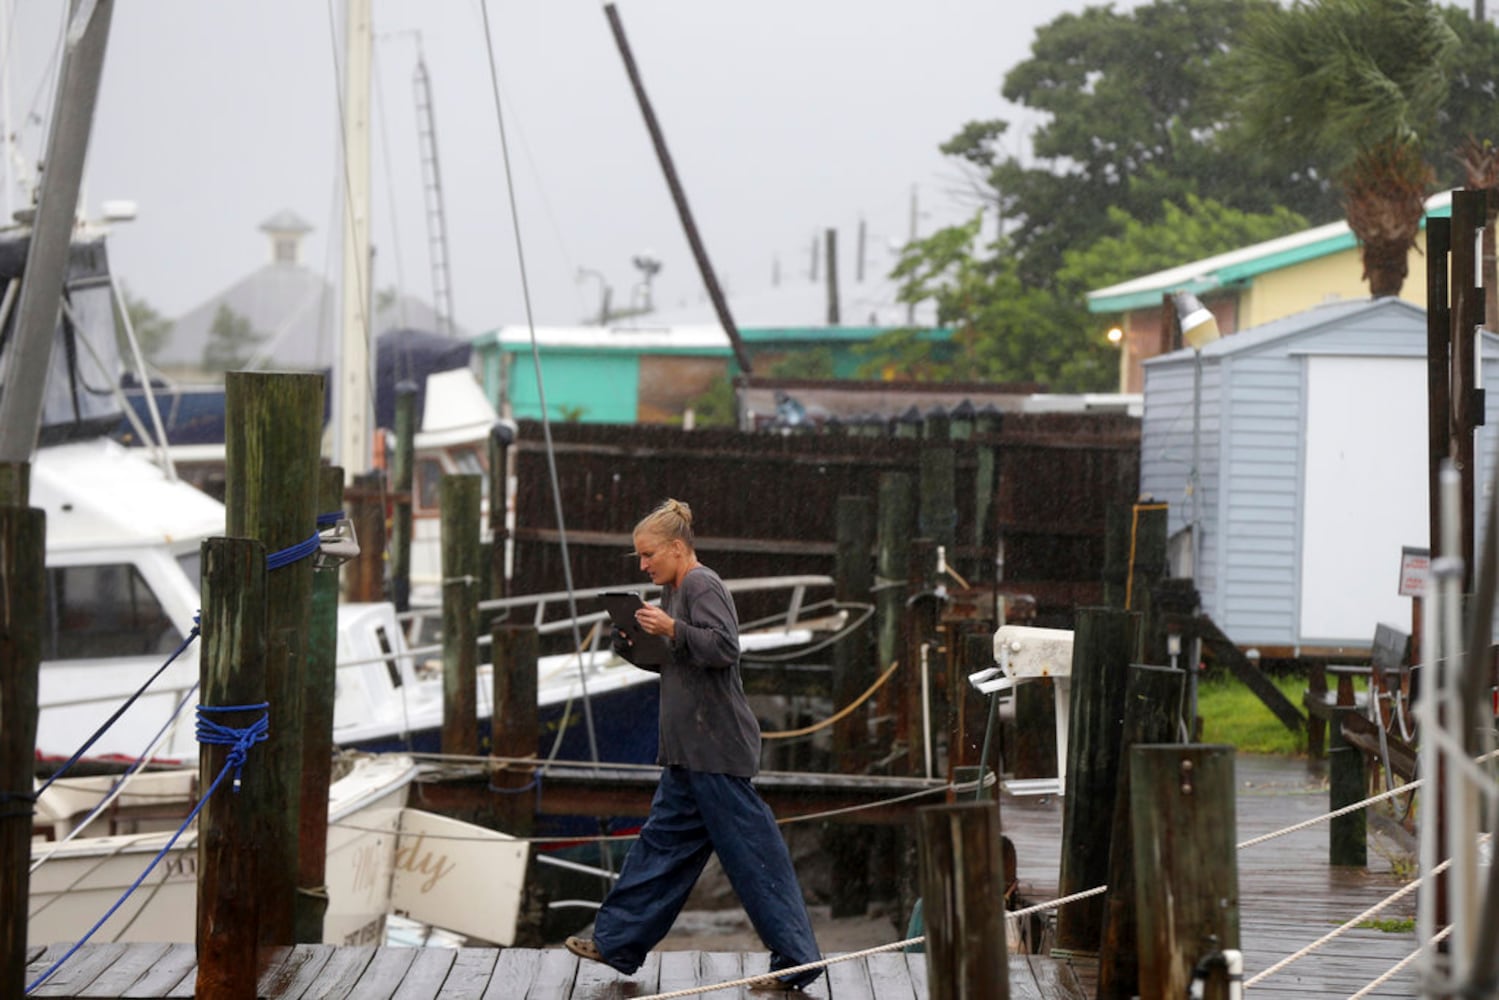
345, 471, 386, 603
955, 631, 996, 781
829, 495, 875, 916
224, 370, 323, 946
918, 432, 957, 558
969, 406, 1001, 586
1328, 707, 1367, 867
491, 625, 539, 835
1054, 607, 1140, 955
904, 539, 941, 777
1102, 505, 1129, 610
1010, 677, 1058, 782
917, 801, 1009, 1000
1131, 744, 1240, 1000
196, 536, 269, 999
390, 382, 417, 612
1096, 664, 1185, 999
0, 503, 43, 999
0, 461, 28, 505
876, 472, 915, 710
488, 421, 514, 601
296, 465, 343, 943
441, 473, 483, 754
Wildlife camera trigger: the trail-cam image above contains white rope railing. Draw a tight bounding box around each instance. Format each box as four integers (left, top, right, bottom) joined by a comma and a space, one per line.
1348, 923, 1453, 1000
632, 936, 925, 1000
1244, 857, 1449, 988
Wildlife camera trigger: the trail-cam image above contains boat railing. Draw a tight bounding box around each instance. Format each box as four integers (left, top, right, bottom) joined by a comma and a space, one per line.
359, 574, 839, 672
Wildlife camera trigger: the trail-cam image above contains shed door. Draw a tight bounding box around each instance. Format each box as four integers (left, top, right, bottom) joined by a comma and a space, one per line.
1299, 356, 1426, 644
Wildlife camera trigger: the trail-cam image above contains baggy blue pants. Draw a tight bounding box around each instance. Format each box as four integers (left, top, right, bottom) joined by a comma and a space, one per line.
591, 766, 822, 987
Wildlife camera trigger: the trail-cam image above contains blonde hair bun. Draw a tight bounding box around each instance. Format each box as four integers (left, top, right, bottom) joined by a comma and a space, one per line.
636, 498, 695, 548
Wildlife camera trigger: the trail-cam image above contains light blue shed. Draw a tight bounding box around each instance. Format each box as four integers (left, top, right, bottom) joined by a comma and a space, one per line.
1141, 297, 1499, 652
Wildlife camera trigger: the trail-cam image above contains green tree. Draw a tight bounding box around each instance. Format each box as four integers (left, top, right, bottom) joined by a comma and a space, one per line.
686, 376, 738, 428
114, 283, 172, 361
201, 304, 267, 372
1426, 6, 1499, 186
955, 0, 1332, 286
865, 198, 1307, 391
1058, 196, 1309, 293
1227, 0, 1458, 296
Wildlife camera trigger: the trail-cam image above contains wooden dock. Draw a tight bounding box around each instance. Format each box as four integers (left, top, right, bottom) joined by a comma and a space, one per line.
24, 942, 1088, 999
23, 754, 1421, 999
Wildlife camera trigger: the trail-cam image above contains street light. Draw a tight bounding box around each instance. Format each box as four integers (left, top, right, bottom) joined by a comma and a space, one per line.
1172, 289, 1220, 585
1173, 289, 1219, 740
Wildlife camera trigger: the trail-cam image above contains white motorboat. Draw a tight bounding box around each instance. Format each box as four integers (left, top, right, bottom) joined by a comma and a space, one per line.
28, 752, 529, 950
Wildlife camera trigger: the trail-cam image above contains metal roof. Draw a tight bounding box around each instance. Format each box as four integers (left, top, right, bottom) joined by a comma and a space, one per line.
1087, 191, 1454, 314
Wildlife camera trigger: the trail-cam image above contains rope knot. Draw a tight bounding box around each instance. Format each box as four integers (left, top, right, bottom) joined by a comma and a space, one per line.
196, 703, 270, 793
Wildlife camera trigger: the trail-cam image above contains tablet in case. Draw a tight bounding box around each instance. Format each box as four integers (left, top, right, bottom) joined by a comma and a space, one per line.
601, 591, 673, 666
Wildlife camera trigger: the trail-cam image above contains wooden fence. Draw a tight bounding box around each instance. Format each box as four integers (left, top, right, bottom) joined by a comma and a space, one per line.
510, 411, 1140, 627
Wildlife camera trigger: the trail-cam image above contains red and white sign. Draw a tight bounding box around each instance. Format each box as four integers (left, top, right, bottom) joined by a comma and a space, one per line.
1399, 546, 1429, 598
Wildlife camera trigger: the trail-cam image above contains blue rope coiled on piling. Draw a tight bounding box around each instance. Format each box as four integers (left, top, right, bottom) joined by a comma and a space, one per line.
263, 512, 344, 572
24, 703, 270, 995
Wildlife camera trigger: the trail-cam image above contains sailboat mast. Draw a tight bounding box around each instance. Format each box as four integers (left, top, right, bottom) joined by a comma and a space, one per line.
336, 0, 373, 478
0, 0, 114, 465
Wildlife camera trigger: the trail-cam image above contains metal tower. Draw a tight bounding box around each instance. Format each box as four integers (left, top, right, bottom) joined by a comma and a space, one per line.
412, 53, 455, 338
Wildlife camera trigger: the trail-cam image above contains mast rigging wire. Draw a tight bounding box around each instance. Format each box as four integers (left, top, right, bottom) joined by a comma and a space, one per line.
476, 0, 602, 770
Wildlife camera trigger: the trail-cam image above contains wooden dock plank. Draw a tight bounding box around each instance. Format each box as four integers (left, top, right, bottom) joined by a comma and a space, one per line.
256, 944, 334, 1000
698, 951, 745, 999
902, 952, 927, 997
656, 950, 701, 992
344, 946, 421, 1000
478, 947, 540, 1000
78, 941, 171, 997
864, 952, 917, 998
571, 951, 660, 998
430, 946, 498, 999
824, 949, 873, 998
29, 941, 129, 997
738, 952, 833, 999
521, 947, 581, 1000
119, 942, 195, 998
386, 948, 444, 998
298, 944, 378, 1000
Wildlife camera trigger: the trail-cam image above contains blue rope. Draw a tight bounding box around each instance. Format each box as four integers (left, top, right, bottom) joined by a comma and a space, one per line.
55, 681, 202, 841
25, 703, 270, 995
265, 531, 321, 571
195, 703, 271, 792
35, 616, 202, 799
488, 768, 541, 795
316, 510, 343, 528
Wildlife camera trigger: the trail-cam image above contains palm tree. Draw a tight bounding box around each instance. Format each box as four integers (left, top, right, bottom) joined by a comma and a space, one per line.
1455, 136, 1499, 326
1231, 0, 1458, 297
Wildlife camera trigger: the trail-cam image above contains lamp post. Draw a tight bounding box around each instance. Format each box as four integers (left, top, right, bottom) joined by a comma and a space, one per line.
1173, 291, 1220, 735
1173, 291, 1221, 583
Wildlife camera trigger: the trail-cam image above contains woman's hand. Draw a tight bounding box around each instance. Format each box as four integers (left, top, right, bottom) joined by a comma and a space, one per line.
635, 604, 676, 641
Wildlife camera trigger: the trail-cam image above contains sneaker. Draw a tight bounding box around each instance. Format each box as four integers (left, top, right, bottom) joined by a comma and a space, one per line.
564, 936, 606, 965
746, 973, 809, 992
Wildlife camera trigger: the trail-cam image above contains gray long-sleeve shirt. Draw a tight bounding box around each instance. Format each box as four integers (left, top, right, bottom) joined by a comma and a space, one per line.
620, 566, 761, 777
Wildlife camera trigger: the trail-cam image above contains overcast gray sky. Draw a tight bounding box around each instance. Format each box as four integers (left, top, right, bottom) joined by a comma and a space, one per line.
5, 1, 1137, 335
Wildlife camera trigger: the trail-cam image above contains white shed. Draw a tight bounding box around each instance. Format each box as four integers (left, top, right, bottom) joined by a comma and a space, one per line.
1140, 297, 1499, 651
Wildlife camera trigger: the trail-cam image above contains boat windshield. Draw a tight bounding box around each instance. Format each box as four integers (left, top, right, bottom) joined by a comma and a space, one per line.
42, 562, 183, 659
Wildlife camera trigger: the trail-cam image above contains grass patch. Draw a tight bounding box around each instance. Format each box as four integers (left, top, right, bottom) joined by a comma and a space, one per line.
1356, 917, 1415, 933
1196, 672, 1308, 755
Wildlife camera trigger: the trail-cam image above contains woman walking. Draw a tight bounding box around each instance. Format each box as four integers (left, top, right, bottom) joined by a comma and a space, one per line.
565, 498, 822, 991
